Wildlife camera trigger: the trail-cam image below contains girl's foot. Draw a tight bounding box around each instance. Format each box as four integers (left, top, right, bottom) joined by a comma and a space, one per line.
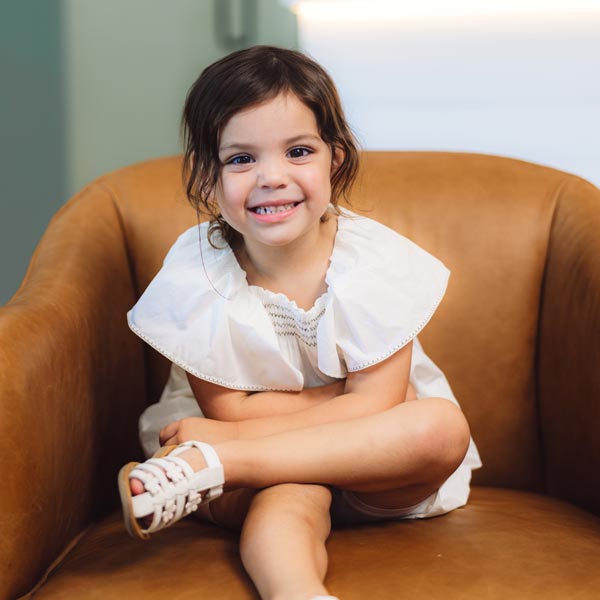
129, 447, 210, 530
129, 447, 208, 495
118, 441, 224, 540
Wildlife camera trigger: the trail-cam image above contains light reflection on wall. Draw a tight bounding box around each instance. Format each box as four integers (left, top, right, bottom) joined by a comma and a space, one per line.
289, 0, 600, 20
281, 0, 600, 185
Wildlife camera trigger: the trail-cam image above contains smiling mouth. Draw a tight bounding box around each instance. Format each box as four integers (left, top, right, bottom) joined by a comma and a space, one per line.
249, 202, 301, 215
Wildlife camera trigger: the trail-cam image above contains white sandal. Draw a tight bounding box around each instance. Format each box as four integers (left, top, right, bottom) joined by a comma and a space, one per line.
118, 440, 224, 540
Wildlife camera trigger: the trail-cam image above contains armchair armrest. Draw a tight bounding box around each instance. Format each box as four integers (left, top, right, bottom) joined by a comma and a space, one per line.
0, 182, 146, 599
538, 175, 600, 515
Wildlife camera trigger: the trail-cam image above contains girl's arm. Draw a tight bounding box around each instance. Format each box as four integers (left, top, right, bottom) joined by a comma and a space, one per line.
187, 376, 346, 420
177, 342, 413, 441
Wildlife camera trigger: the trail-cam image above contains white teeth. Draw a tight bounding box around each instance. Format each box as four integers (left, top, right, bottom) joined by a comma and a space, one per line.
254, 203, 296, 215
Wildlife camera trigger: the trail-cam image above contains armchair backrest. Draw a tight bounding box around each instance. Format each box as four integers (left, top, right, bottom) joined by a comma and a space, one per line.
108, 151, 594, 492
4, 151, 598, 600
6, 150, 598, 501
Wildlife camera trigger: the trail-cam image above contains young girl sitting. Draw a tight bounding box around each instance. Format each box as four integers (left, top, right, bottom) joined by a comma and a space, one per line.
119, 45, 481, 600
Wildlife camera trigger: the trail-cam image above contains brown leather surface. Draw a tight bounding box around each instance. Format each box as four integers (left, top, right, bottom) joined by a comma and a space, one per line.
2, 152, 599, 599
0, 185, 148, 599
26, 488, 600, 599
537, 175, 600, 513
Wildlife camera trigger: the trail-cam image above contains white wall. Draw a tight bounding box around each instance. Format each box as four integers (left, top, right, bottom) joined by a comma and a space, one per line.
292, 3, 600, 186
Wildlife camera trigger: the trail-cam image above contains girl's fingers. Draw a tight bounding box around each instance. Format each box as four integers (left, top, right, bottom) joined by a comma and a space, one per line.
159, 420, 180, 445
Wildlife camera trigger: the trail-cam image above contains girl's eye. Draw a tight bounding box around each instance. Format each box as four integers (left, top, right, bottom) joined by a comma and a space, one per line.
227, 154, 254, 165
288, 147, 312, 159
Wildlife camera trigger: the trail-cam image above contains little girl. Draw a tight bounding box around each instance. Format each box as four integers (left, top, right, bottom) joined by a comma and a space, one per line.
119, 45, 481, 600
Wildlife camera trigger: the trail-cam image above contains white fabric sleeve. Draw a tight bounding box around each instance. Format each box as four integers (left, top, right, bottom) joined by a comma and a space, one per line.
127, 224, 304, 391
316, 212, 450, 377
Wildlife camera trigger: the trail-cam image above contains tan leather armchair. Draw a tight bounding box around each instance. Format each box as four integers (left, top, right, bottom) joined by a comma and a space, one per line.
2, 152, 599, 600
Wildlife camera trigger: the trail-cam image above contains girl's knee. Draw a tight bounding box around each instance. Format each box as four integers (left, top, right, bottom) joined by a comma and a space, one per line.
241, 485, 332, 557
258, 483, 332, 513
248, 484, 332, 533
431, 398, 470, 473
402, 397, 471, 477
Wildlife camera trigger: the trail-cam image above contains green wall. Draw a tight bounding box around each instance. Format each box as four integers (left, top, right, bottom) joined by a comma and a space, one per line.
0, 0, 297, 305
0, 0, 66, 305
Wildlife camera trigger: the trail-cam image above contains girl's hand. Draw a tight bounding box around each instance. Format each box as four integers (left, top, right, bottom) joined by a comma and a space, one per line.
159, 417, 239, 447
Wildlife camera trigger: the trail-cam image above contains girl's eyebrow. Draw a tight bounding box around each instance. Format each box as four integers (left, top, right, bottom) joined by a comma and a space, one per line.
219, 134, 322, 153
285, 134, 322, 145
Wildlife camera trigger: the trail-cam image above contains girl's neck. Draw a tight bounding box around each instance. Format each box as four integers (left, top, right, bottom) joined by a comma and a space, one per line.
235, 216, 338, 309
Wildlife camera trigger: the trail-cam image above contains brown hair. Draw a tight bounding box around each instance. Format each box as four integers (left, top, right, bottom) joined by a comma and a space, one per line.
182, 45, 360, 247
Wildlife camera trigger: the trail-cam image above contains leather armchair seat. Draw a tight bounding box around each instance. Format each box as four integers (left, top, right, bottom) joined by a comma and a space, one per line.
2, 152, 599, 599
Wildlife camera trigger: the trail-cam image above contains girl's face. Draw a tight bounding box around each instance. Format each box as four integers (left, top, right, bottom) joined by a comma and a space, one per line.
215, 92, 342, 251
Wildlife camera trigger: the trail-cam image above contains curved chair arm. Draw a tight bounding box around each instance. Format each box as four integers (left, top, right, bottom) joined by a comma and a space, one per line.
538, 175, 600, 515
0, 182, 147, 600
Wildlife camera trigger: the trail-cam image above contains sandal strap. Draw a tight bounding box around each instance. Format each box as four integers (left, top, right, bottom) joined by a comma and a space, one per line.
147, 457, 192, 525
171, 441, 222, 469
172, 441, 224, 501
144, 457, 205, 529
129, 441, 225, 535
130, 463, 176, 530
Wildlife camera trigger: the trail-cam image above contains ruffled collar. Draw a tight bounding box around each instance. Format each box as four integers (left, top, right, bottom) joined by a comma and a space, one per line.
203, 208, 355, 317
128, 207, 449, 389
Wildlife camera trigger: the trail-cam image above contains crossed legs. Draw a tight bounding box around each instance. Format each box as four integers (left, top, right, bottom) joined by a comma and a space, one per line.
195, 398, 469, 599
130, 398, 470, 600
186, 397, 468, 499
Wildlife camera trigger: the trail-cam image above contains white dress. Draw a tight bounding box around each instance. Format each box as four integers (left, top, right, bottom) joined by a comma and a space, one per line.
128, 209, 482, 517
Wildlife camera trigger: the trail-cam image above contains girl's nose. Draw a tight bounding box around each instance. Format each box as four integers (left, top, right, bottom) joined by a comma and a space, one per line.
256, 159, 289, 189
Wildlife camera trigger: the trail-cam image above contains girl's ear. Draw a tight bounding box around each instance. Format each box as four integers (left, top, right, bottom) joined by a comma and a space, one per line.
331, 146, 345, 175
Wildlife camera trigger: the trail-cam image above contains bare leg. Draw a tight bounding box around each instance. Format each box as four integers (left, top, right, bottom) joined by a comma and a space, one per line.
156, 397, 469, 508
240, 484, 333, 600
127, 398, 468, 598
194, 485, 333, 600
194, 488, 258, 529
